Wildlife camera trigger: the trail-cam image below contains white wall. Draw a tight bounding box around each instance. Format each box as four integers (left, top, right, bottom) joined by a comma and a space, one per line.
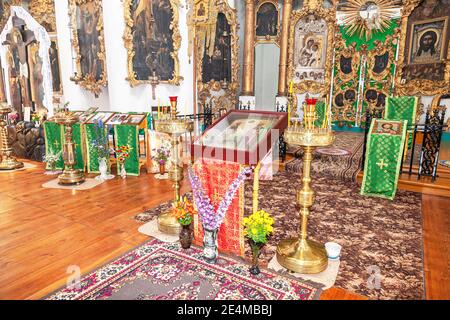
55, 0, 196, 115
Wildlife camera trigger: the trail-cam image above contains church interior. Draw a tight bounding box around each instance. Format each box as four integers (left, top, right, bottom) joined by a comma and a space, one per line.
0, 0, 449, 301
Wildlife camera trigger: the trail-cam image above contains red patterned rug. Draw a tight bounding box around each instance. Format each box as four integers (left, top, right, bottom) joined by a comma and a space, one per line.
46, 239, 321, 300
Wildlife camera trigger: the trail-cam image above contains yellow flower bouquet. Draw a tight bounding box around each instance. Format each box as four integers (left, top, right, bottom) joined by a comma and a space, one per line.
243, 210, 274, 275
243, 210, 274, 244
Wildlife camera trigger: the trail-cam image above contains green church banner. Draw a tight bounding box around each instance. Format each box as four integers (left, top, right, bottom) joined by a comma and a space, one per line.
44, 122, 85, 171
361, 119, 408, 200
314, 101, 327, 127
84, 123, 110, 173
385, 96, 418, 127
43, 121, 64, 170
114, 124, 140, 176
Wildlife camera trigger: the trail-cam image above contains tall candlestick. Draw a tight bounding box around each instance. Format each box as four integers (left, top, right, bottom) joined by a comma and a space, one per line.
287, 99, 291, 128
289, 81, 293, 94
157, 99, 161, 119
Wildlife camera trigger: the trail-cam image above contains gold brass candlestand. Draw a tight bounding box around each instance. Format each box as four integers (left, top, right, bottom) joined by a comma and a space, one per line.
276, 98, 334, 274
0, 102, 24, 170
154, 97, 194, 235
53, 111, 85, 185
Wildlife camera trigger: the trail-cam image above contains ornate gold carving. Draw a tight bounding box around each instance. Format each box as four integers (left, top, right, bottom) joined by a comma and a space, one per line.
255, 0, 281, 45
340, 0, 400, 41
287, 0, 337, 95
28, 0, 56, 32
68, 0, 108, 96
123, 0, 183, 87
395, 0, 450, 96
366, 34, 398, 82
191, 0, 239, 114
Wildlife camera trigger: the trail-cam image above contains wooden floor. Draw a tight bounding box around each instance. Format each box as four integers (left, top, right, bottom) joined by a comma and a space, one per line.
0, 158, 448, 300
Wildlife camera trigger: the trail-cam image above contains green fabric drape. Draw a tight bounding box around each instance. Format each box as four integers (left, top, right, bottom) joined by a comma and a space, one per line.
84, 123, 110, 173
43, 121, 64, 170
361, 119, 408, 200
114, 124, 140, 176
385, 96, 418, 127
314, 101, 327, 127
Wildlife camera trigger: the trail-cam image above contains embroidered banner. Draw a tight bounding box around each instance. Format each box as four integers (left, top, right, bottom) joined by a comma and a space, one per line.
43, 121, 64, 170
193, 158, 245, 257
84, 123, 109, 173
361, 119, 407, 200
114, 124, 140, 176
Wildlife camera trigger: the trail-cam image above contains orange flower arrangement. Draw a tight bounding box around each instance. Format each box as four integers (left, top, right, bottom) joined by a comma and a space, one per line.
171, 197, 197, 226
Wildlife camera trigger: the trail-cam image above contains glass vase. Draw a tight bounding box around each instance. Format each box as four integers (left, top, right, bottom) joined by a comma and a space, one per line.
179, 224, 193, 249
203, 227, 218, 264
249, 240, 264, 275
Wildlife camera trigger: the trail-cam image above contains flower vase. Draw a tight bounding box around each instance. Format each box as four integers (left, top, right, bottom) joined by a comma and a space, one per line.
120, 163, 127, 179
249, 240, 264, 275
159, 163, 166, 175
96, 158, 114, 181
203, 227, 218, 264
179, 224, 193, 249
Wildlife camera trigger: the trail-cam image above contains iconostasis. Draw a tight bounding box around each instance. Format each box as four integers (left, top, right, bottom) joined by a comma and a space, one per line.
0, 0, 449, 126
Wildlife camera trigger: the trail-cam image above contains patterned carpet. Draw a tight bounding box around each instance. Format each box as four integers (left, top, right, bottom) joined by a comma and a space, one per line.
47, 239, 321, 300
136, 172, 424, 300
285, 131, 364, 182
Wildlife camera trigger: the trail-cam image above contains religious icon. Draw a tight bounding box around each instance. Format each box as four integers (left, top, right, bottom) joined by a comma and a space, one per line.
293, 14, 327, 84
256, 2, 278, 38
49, 37, 62, 94
75, 1, 103, 80
339, 56, 353, 75
69, 0, 107, 95
127, 0, 177, 83
201, 13, 232, 83
27, 43, 45, 111
126, 114, 147, 125
86, 112, 114, 124
373, 51, 390, 74
409, 17, 448, 65
374, 121, 400, 135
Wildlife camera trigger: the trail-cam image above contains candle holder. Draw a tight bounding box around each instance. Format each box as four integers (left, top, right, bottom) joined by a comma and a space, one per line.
0, 102, 24, 170
276, 97, 335, 274
53, 111, 85, 185
154, 96, 194, 235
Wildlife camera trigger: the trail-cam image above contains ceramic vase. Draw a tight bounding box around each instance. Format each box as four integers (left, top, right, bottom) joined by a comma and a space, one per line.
203, 227, 218, 264
249, 240, 264, 275
179, 224, 193, 249
120, 164, 126, 179
97, 158, 114, 181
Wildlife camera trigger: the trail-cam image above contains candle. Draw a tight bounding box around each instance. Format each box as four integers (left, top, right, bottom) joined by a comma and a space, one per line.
157, 99, 161, 119
289, 81, 293, 94
287, 99, 291, 128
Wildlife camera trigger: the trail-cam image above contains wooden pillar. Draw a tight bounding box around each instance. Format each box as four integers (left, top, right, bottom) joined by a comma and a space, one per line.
277, 0, 293, 97
241, 0, 255, 96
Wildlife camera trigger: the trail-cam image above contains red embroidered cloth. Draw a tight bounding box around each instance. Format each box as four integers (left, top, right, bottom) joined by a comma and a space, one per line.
193, 158, 245, 257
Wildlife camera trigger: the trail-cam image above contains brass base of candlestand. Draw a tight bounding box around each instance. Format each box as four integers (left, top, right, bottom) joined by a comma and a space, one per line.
276, 238, 328, 274
157, 212, 182, 235
0, 156, 24, 170
58, 169, 85, 185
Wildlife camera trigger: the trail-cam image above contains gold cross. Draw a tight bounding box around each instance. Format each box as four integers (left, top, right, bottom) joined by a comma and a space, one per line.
376, 159, 388, 170
212, 188, 221, 204
53, 140, 60, 149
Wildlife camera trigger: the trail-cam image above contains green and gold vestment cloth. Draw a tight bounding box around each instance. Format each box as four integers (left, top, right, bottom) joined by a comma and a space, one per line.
114, 124, 140, 176
384, 96, 418, 127
84, 123, 109, 173
43, 121, 64, 170
43, 121, 85, 171
314, 101, 327, 127
361, 119, 408, 200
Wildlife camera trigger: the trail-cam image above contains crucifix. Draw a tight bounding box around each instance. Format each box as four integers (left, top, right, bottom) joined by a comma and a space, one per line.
376, 159, 388, 170
3, 18, 36, 118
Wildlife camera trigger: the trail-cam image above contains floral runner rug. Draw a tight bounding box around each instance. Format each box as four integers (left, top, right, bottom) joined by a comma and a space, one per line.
46, 239, 321, 300
135, 172, 424, 300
